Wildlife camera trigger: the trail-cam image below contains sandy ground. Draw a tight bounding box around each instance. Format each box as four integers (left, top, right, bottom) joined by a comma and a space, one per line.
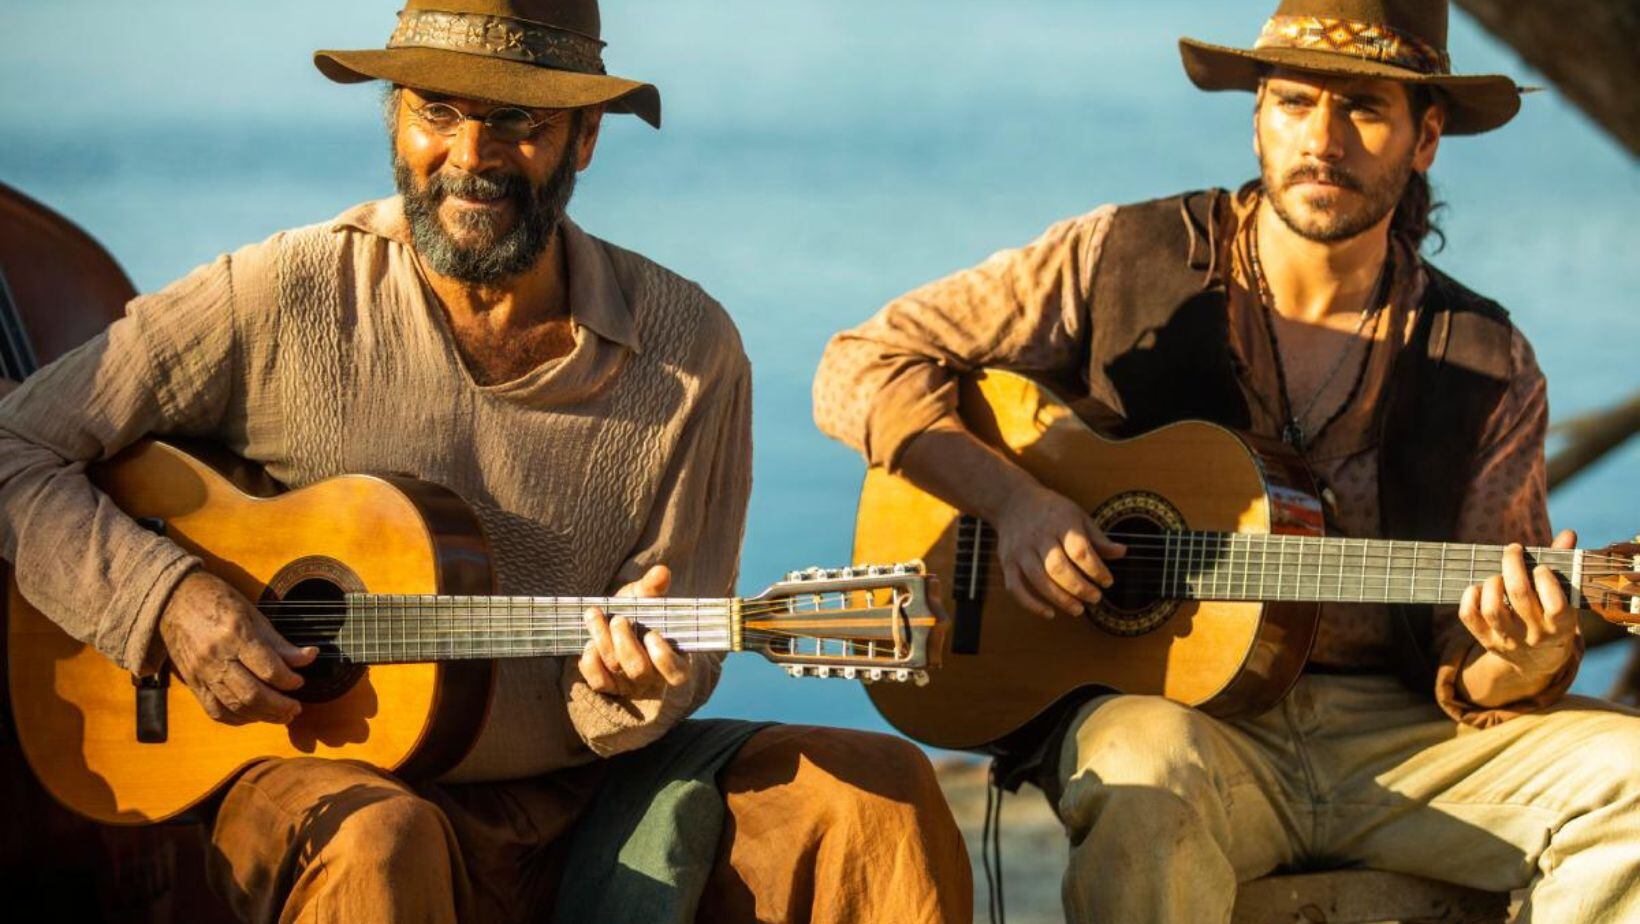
936, 758, 1067, 924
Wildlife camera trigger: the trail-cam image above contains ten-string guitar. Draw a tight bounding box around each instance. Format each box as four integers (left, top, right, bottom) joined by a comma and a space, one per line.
7, 439, 944, 824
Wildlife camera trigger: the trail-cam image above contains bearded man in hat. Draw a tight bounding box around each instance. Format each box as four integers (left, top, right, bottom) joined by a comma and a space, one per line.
814, 0, 1640, 920
0, 2, 971, 921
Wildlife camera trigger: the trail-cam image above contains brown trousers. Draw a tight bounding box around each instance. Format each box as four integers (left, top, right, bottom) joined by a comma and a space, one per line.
207, 725, 971, 924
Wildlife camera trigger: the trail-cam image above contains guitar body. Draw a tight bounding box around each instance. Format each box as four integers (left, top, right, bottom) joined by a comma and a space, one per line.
854, 369, 1324, 751
7, 440, 494, 824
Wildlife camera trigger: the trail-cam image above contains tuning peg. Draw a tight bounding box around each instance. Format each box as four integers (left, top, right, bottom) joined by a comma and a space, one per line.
913, 671, 930, 687
864, 668, 884, 683
841, 667, 859, 680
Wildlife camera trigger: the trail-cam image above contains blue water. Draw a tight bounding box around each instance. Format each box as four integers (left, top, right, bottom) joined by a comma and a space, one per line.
2, 1, 1634, 736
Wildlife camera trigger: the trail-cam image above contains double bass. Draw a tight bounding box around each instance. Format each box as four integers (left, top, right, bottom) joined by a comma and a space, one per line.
0, 180, 235, 922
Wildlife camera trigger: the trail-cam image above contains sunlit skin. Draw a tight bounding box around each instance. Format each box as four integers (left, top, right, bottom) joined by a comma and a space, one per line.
394, 87, 598, 384
154, 88, 687, 726
896, 70, 1578, 708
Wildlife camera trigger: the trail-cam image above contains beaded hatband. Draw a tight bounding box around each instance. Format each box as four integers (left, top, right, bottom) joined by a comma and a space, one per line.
388, 9, 607, 75
1254, 15, 1451, 76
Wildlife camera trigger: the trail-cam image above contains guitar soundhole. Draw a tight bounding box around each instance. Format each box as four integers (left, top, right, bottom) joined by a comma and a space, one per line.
260, 559, 367, 704
1089, 492, 1185, 636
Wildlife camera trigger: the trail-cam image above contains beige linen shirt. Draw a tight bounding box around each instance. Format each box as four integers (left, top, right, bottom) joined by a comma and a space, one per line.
813, 189, 1576, 728
0, 198, 752, 780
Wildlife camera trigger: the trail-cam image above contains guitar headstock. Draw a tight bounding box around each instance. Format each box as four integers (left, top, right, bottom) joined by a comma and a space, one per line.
742, 562, 944, 684
1585, 541, 1640, 633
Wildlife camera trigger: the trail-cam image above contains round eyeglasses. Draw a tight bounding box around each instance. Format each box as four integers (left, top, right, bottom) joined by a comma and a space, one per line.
409, 101, 565, 143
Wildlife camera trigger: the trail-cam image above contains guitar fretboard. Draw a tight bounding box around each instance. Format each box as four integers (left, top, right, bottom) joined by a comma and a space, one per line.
271, 595, 737, 664
955, 520, 1601, 608
1131, 533, 1580, 606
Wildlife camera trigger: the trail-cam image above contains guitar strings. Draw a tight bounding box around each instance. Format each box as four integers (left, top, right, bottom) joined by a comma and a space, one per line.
952, 536, 1634, 573
957, 532, 1629, 563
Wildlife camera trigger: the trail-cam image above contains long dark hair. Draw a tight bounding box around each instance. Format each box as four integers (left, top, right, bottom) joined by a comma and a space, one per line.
1393, 86, 1447, 253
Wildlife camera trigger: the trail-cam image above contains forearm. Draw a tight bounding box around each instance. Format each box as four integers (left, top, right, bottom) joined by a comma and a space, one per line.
898, 423, 1044, 522
814, 208, 1113, 470
0, 426, 201, 671
0, 335, 200, 671
0, 255, 238, 671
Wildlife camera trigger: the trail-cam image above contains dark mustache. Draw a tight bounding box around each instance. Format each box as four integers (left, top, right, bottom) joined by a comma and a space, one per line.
1283, 165, 1364, 193
427, 169, 531, 202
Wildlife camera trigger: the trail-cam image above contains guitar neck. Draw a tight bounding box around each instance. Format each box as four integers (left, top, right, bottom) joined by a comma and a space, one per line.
1138, 533, 1591, 608
302, 595, 739, 664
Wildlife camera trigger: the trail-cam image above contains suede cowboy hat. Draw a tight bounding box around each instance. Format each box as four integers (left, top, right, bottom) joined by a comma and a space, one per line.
315, 0, 661, 128
1179, 0, 1523, 135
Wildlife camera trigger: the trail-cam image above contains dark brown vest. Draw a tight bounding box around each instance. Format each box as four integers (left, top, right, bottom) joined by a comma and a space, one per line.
1085, 190, 1516, 685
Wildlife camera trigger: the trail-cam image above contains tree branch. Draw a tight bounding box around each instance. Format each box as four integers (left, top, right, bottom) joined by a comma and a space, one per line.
1455, 0, 1640, 155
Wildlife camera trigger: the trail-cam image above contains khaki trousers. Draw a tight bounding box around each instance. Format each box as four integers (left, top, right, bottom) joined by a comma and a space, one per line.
1052, 674, 1640, 924
207, 725, 971, 924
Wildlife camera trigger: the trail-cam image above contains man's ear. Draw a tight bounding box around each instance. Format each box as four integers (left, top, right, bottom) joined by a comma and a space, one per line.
576, 106, 606, 171
1413, 98, 1445, 174
1252, 83, 1266, 161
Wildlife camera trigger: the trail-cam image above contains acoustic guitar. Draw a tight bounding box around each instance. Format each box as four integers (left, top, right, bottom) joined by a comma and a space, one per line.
9, 440, 943, 824
853, 369, 1640, 752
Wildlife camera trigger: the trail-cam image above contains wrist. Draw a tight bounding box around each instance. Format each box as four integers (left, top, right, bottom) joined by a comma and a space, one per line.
978, 466, 1045, 527
1460, 642, 1574, 706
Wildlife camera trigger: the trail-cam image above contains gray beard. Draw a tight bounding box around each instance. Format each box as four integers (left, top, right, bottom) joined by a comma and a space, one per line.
396, 145, 579, 285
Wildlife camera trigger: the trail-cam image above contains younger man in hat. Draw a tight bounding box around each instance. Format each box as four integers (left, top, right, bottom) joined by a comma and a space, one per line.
813, 1, 1639, 920
0, 2, 969, 921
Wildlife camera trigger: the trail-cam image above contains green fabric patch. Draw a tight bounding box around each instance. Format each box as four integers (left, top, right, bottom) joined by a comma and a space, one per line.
552, 718, 773, 924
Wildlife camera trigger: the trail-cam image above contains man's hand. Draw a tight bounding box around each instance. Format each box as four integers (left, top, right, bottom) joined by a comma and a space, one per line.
578, 564, 693, 699
992, 480, 1126, 619
1457, 529, 1580, 682
158, 570, 319, 725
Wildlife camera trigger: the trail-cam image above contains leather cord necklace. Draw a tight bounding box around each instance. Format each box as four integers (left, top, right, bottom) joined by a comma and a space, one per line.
1248, 223, 1387, 454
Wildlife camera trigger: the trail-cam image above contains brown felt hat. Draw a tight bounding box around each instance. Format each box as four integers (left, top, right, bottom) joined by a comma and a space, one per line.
315, 0, 660, 128
1179, 0, 1524, 135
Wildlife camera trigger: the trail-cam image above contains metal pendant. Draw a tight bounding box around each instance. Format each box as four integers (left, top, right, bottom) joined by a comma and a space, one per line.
1282, 419, 1306, 452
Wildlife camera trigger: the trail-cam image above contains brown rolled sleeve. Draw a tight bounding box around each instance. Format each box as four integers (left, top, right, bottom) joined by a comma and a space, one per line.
0, 255, 241, 672
1432, 329, 1580, 728
812, 206, 1116, 471
562, 356, 752, 757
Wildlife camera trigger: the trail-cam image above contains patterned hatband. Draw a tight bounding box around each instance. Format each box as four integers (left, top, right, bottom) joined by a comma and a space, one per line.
388, 8, 607, 75
1254, 14, 1451, 76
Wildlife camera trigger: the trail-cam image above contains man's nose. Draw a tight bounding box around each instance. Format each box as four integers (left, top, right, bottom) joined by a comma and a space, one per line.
445, 118, 505, 174
1298, 102, 1348, 162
